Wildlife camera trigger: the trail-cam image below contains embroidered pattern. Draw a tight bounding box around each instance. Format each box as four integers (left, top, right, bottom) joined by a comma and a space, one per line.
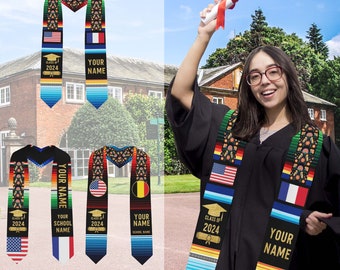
291, 125, 321, 184
106, 146, 133, 167
62, 0, 88, 11
12, 162, 26, 208
90, 0, 103, 31
47, 0, 59, 30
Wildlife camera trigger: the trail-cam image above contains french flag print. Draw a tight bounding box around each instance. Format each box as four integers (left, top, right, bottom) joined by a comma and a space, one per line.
278, 181, 308, 207
86, 32, 105, 44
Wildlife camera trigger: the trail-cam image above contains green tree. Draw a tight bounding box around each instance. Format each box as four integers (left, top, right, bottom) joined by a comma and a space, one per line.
66, 97, 140, 149
204, 9, 322, 90
124, 94, 164, 175
306, 23, 329, 60
309, 57, 340, 145
249, 8, 268, 48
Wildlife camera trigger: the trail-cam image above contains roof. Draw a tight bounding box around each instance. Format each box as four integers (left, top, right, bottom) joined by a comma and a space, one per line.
0, 48, 177, 85
198, 62, 242, 86
302, 90, 336, 107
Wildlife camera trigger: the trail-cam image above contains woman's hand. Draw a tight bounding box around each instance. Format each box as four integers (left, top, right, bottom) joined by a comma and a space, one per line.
198, 1, 219, 39
305, 211, 332, 236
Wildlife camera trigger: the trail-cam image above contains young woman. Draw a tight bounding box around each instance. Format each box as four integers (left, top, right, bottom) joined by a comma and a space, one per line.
166, 2, 340, 269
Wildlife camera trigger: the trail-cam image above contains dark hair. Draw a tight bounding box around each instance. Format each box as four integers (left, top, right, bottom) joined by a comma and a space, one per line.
233, 45, 314, 140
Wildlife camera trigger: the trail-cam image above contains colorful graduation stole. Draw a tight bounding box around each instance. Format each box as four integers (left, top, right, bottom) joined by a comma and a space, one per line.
7, 145, 74, 263
86, 146, 152, 264
40, 0, 63, 108
256, 125, 322, 270
186, 110, 245, 269
186, 110, 323, 270
84, 0, 108, 109
40, 0, 108, 108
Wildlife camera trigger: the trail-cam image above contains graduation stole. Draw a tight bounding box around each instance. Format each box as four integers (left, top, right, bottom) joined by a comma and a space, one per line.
40, 0, 108, 108
86, 146, 153, 265
6, 145, 74, 263
186, 110, 323, 270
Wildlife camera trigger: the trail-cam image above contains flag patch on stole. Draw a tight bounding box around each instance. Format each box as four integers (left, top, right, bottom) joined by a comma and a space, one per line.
209, 162, 237, 186
7, 237, 28, 262
278, 181, 308, 207
43, 31, 62, 43
89, 180, 107, 197
86, 32, 105, 44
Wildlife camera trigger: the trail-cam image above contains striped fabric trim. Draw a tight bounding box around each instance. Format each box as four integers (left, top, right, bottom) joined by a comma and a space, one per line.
256, 261, 284, 270
187, 244, 220, 270
204, 183, 234, 205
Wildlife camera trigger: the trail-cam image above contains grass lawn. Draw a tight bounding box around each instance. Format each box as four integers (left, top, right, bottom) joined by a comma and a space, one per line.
29, 174, 200, 194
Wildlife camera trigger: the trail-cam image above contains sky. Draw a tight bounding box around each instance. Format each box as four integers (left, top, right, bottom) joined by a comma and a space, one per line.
165, 0, 340, 66
0, 0, 339, 67
0, 0, 164, 64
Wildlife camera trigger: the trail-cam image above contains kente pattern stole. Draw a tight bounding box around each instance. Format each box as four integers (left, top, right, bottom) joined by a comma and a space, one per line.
86, 146, 153, 264
186, 110, 323, 270
7, 145, 74, 263
40, 0, 63, 108
256, 125, 322, 270
40, 0, 108, 108
186, 110, 245, 269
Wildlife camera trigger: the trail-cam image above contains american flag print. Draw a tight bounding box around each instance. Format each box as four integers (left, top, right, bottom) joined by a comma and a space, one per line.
89, 180, 107, 197
43, 31, 62, 43
7, 237, 28, 263
209, 162, 237, 186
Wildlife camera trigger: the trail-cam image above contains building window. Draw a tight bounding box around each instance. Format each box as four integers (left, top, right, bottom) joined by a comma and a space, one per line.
308, 108, 315, 120
63, 148, 125, 179
66, 82, 85, 103
66, 149, 90, 178
212, 97, 224, 104
0, 86, 10, 106
108, 86, 123, 103
320, 109, 327, 121
0, 131, 10, 184
148, 90, 163, 99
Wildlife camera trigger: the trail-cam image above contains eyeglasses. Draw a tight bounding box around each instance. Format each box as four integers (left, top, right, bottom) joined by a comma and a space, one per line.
246, 66, 283, 86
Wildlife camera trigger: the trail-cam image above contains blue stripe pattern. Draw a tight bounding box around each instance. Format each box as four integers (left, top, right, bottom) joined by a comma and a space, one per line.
204, 183, 234, 204
270, 201, 303, 225
131, 235, 153, 265
86, 234, 107, 263
86, 86, 108, 109
187, 257, 217, 270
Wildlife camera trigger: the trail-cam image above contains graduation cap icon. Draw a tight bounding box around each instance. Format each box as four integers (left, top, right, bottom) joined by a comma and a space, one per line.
10, 209, 27, 218
203, 203, 227, 217
43, 53, 61, 62
88, 209, 106, 218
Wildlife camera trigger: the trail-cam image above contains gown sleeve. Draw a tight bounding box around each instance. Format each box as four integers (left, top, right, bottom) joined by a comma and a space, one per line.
165, 77, 229, 181
294, 135, 340, 268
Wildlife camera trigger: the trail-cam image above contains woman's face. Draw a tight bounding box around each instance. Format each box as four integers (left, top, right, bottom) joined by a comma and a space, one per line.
248, 51, 289, 114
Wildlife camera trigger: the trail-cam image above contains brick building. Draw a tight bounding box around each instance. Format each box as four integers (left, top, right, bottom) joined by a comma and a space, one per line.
0, 48, 170, 183
0, 52, 335, 183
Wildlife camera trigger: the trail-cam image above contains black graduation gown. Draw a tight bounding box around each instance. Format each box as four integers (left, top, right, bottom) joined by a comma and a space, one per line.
165, 79, 340, 270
